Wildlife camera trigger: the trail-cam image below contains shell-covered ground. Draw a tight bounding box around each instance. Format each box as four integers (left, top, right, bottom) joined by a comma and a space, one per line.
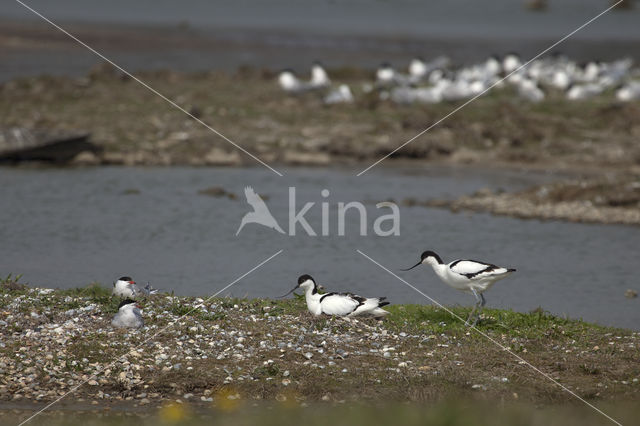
1, 281, 638, 415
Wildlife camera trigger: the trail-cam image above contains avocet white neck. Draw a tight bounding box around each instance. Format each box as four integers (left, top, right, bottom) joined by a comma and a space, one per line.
420, 254, 448, 280
299, 278, 322, 315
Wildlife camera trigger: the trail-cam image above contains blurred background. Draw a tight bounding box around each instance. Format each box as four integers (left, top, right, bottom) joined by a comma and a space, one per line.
1, 0, 640, 81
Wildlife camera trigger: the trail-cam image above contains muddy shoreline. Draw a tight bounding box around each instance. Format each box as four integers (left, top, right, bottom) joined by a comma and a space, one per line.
2, 66, 640, 226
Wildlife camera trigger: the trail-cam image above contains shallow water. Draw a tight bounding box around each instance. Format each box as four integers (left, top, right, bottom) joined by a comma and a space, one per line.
3, 0, 640, 39
1, 0, 640, 82
0, 165, 637, 329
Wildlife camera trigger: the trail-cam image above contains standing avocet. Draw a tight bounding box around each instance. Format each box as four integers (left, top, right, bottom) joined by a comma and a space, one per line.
402, 251, 515, 325
280, 274, 390, 318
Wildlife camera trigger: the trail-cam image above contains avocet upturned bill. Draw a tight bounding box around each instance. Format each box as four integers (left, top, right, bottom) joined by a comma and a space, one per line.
402, 251, 515, 326
111, 299, 144, 328
280, 274, 390, 318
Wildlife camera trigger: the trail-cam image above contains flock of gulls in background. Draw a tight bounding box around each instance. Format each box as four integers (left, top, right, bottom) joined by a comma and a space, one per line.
278, 54, 640, 104
110, 251, 516, 329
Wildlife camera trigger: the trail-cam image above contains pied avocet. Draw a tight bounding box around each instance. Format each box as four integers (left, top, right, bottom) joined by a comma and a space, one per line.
280, 274, 390, 318
402, 251, 515, 326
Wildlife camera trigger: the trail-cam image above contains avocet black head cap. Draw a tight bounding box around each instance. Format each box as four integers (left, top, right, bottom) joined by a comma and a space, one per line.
420, 250, 442, 262
298, 274, 314, 285
401, 250, 443, 271
278, 274, 314, 299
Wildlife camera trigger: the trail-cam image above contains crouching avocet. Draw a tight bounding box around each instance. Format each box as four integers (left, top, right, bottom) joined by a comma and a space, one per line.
402, 251, 515, 326
280, 274, 390, 318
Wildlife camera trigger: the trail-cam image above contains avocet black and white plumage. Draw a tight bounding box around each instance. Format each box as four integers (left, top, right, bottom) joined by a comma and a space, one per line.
402, 251, 515, 325
280, 274, 390, 318
111, 299, 144, 328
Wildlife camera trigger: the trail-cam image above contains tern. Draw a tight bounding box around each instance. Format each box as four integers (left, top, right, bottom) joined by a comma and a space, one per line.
112, 299, 144, 328
402, 251, 515, 326
278, 69, 303, 93
375, 62, 398, 87
502, 53, 522, 74
310, 61, 331, 88
113, 276, 158, 297
408, 57, 428, 83
280, 274, 390, 318
113, 276, 137, 298
616, 80, 640, 101
324, 84, 354, 104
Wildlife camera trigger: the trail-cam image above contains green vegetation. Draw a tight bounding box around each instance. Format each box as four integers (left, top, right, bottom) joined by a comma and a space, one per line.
384, 304, 605, 339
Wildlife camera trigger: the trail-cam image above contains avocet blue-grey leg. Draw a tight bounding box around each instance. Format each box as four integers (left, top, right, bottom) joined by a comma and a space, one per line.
401, 250, 515, 327
466, 288, 483, 326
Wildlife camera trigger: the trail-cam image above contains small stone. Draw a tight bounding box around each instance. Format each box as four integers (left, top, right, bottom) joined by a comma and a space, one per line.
625, 289, 637, 299
88, 380, 98, 386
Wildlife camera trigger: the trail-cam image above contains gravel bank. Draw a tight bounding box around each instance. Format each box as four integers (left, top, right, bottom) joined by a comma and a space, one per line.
1, 284, 638, 411
420, 174, 640, 226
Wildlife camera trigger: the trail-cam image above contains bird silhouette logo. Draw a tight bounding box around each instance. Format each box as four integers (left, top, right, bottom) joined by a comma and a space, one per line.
236, 186, 285, 236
